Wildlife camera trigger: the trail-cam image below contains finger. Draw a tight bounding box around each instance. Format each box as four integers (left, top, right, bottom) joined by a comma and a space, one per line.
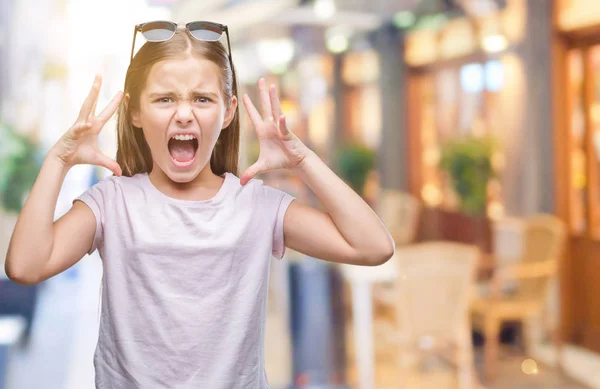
269, 84, 283, 121
279, 115, 290, 136
258, 78, 272, 121
78, 74, 102, 122
240, 162, 266, 186
96, 91, 124, 124
71, 121, 93, 137
242, 94, 263, 128
93, 152, 123, 177
89, 92, 99, 119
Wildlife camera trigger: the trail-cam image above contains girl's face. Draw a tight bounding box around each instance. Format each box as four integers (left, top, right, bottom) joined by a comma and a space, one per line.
131, 56, 236, 183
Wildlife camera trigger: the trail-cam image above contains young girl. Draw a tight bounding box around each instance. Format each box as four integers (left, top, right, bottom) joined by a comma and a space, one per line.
5, 21, 394, 388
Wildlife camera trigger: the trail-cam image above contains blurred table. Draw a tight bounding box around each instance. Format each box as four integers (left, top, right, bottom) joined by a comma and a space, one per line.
341, 257, 397, 389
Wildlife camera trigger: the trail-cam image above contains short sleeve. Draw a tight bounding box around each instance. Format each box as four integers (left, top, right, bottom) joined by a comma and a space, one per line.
72, 176, 116, 255
262, 185, 295, 260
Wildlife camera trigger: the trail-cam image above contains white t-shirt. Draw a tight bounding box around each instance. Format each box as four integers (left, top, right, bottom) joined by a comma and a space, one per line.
74, 171, 295, 389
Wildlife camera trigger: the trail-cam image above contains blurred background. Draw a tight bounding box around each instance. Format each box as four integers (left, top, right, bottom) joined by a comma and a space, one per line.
1, 0, 600, 388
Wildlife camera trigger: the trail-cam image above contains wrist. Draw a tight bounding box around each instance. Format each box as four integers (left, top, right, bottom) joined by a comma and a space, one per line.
291, 149, 317, 176
45, 147, 73, 174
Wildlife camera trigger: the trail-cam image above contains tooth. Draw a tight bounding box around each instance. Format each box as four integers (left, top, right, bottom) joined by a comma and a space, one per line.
171, 134, 196, 141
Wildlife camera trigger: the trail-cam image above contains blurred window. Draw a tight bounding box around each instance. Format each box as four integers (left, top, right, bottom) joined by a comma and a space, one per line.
415, 59, 505, 213
569, 45, 600, 238
568, 49, 588, 235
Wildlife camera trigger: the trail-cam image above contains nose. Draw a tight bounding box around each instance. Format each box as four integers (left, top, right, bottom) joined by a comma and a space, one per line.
174, 103, 194, 125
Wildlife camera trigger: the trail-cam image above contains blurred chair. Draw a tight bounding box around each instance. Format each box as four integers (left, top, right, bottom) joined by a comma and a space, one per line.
393, 242, 480, 389
370, 190, 421, 357
471, 214, 567, 381
342, 190, 422, 388
377, 189, 422, 246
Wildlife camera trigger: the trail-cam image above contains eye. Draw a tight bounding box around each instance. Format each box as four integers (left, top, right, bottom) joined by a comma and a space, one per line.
194, 96, 212, 104
157, 97, 174, 104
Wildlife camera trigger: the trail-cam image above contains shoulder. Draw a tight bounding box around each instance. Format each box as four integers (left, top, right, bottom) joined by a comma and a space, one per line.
82, 173, 145, 199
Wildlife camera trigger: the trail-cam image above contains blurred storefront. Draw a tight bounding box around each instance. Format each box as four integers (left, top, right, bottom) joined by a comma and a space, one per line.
401, 0, 600, 382
554, 0, 600, 357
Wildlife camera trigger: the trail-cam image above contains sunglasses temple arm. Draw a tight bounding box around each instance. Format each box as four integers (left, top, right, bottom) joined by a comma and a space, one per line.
225, 27, 233, 64
130, 28, 138, 63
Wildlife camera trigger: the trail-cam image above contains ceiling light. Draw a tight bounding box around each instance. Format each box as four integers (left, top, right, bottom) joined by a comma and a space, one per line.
314, 0, 336, 20
482, 34, 508, 53
257, 39, 295, 73
327, 35, 349, 54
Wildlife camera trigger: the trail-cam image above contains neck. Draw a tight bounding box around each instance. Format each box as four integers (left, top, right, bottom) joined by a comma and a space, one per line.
148, 163, 224, 200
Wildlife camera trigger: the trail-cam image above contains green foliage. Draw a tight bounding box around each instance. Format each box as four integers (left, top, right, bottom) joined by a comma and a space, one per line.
439, 135, 497, 216
0, 122, 42, 213
336, 143, 375, 196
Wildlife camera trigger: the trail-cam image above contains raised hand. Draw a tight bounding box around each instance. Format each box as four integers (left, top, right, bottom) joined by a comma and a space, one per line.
53, 74, 124, 176
240, 78, 310, 186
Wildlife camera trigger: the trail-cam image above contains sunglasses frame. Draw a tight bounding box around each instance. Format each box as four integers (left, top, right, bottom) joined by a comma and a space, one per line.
129, 20, 233, 68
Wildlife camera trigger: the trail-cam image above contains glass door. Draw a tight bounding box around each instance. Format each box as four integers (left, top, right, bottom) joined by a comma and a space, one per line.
567, 45, 600, 238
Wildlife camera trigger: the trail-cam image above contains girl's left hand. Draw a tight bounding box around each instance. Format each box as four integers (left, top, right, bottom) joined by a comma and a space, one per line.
240, 78, 310, 186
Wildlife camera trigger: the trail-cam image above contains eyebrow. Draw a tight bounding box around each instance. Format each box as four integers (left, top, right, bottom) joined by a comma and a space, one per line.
148, 91, 220, 100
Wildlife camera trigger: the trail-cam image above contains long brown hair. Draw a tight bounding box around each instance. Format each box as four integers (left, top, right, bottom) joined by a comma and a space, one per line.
116, 29, 240, 177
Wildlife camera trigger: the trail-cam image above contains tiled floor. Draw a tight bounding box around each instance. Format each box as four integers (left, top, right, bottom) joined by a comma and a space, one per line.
481, 353, 585, 389
343, 347, 588, 389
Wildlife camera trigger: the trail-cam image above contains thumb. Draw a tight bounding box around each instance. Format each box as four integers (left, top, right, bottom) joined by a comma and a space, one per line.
93, 152, 123, 177
279, 115, 290, 136
240, 161, 266, 186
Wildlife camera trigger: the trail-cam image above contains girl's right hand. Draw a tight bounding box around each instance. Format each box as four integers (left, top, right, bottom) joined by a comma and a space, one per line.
52, 74, 124, 176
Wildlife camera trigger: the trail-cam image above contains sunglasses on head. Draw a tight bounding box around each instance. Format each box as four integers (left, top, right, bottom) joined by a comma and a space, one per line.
130, 20, 233, 67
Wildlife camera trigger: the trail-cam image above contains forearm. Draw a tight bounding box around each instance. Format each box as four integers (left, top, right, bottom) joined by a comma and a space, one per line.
5, 148, 70, 281
292, 150, 394, 263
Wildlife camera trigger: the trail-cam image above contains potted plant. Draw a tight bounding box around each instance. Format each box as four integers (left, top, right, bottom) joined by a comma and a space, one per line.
335, 143, 376, 198
0, 123, 43, 213
439, 135, 497, 216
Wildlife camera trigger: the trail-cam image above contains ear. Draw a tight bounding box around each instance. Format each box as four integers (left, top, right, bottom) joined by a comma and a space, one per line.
222, 96, 238, 129
125, 93, 142, 128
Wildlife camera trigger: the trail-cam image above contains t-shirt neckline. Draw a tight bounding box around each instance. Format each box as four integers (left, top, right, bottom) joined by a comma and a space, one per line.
141, 172, 233, 206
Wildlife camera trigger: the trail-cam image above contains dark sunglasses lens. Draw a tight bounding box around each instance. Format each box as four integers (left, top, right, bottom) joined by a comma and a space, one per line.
141, 22, 176, 41
188, 22, 223, 41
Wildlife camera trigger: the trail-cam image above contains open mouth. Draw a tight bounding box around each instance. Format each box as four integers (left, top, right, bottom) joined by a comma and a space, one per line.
168, 134, 199, 167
